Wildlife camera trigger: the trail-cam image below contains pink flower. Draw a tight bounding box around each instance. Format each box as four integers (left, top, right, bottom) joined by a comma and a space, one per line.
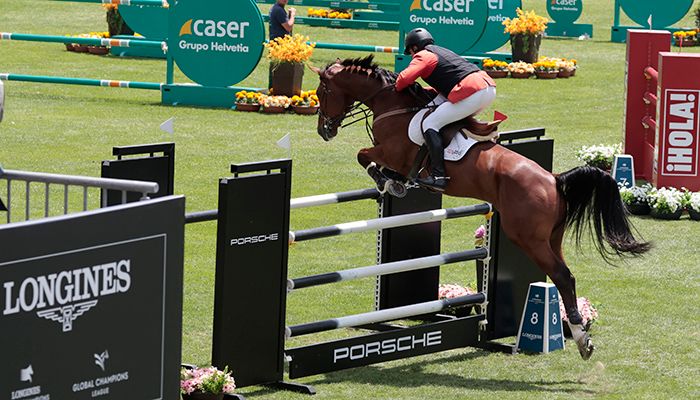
474, 225, 486, 239
438, 284, 476, 299
558, 296, 598, 325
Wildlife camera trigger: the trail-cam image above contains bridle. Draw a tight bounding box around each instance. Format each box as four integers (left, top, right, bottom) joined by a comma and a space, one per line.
317, 75, 393, 144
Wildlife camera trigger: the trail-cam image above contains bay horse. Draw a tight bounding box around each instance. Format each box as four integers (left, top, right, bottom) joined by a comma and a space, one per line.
311, 56, 650, 360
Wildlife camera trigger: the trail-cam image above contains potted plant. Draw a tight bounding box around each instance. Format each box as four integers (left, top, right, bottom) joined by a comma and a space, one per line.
672, 30, 698, 47
291, 90, 319, 114
502, 8, 548, 63
482, 58, 509, 78
261, 95, 292, 114
264, 34, 316, 97
87, 31, 110, 55
647, 187, 684, 220
556, 58, 577, 78
575, 143, 623, 171
559, 296, 598, 337
438, 283, 477, 317
180, 366, 236, 400
533, 58, 559, 79
234, 90, 262, 112
507, 61, 534, 79
619, 183, 652, 215
103, 3, 134, 38
686, 191, 700, 221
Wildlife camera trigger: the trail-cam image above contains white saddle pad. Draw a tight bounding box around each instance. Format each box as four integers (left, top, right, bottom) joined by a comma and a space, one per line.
408, 109, 478, 161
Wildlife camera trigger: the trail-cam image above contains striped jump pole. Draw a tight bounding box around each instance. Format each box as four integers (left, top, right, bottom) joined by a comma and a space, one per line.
290, 203, 492, 242
312, 42, 399, 54
288, 247, 488, 291
51, 0, 169, 6
285, 292, 486, 338
0, 32, 166, 51
184, 187, 380, 224
0, 74, 162, 90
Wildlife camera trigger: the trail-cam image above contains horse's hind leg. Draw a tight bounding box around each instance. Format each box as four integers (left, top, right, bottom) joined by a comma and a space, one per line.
520, 239, 595, 360
357, 147, 407, 197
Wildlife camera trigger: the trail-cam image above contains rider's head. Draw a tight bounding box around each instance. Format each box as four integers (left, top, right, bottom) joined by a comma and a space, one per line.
403, 28, 434, 55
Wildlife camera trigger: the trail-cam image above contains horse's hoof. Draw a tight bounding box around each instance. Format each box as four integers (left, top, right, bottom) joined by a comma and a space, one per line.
385, 180, 407, 198
576, 333, 595, 360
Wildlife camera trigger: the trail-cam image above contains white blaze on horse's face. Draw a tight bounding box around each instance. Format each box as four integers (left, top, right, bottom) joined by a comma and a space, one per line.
316, 64, 350, 141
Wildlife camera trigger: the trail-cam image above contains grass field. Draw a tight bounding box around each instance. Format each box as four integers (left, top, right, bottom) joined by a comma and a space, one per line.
1, 0, 699, 399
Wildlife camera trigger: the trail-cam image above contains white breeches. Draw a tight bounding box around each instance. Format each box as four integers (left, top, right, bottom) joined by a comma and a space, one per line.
422, 86, 497, 132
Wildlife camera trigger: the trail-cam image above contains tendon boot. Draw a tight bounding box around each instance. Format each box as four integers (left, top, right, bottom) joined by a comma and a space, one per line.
416, 128, 449, 192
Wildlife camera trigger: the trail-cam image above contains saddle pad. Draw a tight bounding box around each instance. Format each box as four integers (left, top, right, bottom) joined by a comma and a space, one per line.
408, 109, 479, 162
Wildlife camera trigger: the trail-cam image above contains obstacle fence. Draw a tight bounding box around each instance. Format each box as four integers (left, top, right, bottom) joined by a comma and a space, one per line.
0, 165, 158, 223
623, 29, 700, 191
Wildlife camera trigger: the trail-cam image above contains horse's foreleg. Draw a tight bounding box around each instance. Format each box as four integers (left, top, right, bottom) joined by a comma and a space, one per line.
358, 147, 407, 197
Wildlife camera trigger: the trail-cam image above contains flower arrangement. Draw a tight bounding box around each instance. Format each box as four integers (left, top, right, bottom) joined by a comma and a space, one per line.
507, 61, 534, 73
235, 90, 263, 105
264, 34, 315, 64
290, 90, 319, 107
647, 187, 684, 218
559, 296, 598, 330
672, 30, 698, 46
502, 8, 549, 36
687, 191, 700, 220
575, 143, 623, 170
533, 59, 558, 72
180, 366, 236, 398
438, 283, 477, 316
307, 8, 351, 19
482, 59, 508, 71
473, 225, 486, 248
262, 95, 292, 109
618, 183, 652, 215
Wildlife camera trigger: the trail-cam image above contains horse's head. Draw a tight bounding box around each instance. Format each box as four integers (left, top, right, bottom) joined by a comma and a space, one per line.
312, 61, 355, 141
312, 55, 395, 141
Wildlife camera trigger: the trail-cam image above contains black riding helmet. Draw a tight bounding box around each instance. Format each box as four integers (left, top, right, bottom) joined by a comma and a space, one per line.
403, 28, 434, 55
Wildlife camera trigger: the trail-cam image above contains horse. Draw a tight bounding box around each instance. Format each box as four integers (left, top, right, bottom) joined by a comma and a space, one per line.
310, 56, 651, 360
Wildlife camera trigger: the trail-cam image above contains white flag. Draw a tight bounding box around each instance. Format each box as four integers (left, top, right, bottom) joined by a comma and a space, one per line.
159, 117, 175, 134
647, 14, 652, 29
276, 133, 291, 151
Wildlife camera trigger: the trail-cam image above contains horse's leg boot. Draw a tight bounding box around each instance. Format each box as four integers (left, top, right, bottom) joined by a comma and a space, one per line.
416, 128, 449, 192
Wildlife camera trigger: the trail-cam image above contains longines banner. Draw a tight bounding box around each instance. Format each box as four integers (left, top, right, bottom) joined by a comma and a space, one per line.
0, 196, 185, 400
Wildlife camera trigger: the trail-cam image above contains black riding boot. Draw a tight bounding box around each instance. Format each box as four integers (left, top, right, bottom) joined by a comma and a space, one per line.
416, 128, 449, 191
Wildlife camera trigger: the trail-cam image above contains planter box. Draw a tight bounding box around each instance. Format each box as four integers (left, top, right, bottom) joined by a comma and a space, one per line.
650, 208, 683, 220
688, 208, 700, 221
485, 69, 508, 79
510, 71, 532, 79
558, 69, 574, 78
88, 46, 110, 55
535, 70, 559, 79
270, 62, 304, 97
235, 103, 260, 112
625, 203, 650, 216
292, 105, 319, 115
262, 105, 287, 114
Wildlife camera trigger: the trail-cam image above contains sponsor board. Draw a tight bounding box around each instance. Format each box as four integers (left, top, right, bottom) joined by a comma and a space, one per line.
0, 197, 184, 399
660, 90, 699, 177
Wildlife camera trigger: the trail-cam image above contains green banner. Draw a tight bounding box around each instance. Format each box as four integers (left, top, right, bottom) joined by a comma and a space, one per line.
169, 0, 264, 87
119, 5, 169, 39
401, 0, 489, 55
468, 0, 521, 53
546, 0, 583, 26
619, 0, 693, 29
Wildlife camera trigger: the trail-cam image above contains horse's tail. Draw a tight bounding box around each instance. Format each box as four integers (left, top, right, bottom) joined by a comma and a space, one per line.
555, 166, 651, 260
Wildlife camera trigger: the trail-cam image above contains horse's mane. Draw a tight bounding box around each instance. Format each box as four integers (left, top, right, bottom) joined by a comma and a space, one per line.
325, 55, 432, 104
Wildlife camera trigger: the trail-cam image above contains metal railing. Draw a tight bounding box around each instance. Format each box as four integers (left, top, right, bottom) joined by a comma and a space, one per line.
0, 166, 159, 224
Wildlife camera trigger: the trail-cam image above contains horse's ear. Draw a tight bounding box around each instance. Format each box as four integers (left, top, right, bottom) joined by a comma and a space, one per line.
308, 65, 321, 75
336, 58, 341, 63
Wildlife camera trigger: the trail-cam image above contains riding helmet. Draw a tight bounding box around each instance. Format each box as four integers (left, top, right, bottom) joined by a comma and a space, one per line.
403, 28, 434, 55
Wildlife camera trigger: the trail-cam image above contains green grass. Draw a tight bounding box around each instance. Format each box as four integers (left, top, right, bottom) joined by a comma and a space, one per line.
1, 0, 700, 399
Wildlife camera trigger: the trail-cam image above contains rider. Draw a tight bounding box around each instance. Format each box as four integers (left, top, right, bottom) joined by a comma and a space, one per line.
396, 28, 497, 191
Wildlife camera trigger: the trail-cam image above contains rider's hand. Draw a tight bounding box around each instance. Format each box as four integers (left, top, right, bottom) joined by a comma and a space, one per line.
289, 7, 297, 15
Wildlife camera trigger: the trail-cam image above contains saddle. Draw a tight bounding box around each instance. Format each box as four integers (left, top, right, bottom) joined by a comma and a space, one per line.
421, 110, 507, 145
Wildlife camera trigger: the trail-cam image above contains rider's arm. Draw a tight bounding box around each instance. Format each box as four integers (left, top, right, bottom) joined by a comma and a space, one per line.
395, 50, 438, 91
